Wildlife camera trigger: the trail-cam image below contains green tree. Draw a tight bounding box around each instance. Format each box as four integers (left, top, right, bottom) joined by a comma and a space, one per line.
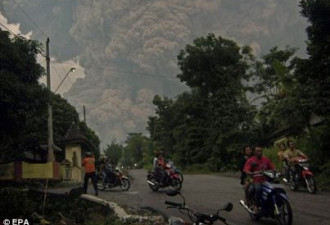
148, 34, 256, 169
77, 121, 101, 158
0, 29, 101, 161
297, 0, 330, 116
0, 30, 48, 160
253, 46, 308, 136
104, 139, 123, 165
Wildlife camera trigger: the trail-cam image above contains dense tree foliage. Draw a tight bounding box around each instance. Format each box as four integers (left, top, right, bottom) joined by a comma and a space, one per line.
147, 34, 257, 169
0, 29, 100, 161
294, 0, 330, 165
0, 30, 48, 160
145, 1, 330, 172
103, 139, 123, 166
253, 46, 309, 136
296, 0, 330, 116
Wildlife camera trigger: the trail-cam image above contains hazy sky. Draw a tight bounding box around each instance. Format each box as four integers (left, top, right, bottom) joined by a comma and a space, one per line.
0, 0, 308, 149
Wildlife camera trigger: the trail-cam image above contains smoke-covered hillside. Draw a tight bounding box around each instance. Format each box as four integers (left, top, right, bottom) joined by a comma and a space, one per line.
0, 0, 308, 148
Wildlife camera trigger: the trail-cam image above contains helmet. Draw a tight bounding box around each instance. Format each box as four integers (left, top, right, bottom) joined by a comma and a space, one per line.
85, 152, 92, 157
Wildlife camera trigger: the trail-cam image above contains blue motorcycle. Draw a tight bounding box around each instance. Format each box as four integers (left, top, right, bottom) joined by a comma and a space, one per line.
240, 170, 293, 225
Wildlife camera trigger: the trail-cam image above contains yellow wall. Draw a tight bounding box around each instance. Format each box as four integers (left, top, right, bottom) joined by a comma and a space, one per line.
71, 167, 83, 183
0, 163, 15, 180
65, 144, 82, 168
65, 144, 83, 182
22, 162, 54, 179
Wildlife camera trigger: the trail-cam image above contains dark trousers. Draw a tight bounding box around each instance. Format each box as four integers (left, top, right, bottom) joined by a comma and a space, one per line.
248, 182, 262, 206
155, 168, 166, 183
83, 172, 98, 194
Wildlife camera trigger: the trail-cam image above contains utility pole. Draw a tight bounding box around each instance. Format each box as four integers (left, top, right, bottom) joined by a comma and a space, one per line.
46, 38, 54, 162
83, 105, 86, 123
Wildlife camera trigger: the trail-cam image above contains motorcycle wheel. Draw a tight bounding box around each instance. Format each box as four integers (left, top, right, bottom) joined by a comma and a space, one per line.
148, 178, 159, 192
171, 178, 182, 191
276, 196, 293, 225
305, 175, 317, 194
120, 178, 130, 191
177, 172, 184, 183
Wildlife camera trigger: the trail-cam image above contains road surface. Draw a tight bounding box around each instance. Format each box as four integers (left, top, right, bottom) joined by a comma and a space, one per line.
98, 169, 330, 225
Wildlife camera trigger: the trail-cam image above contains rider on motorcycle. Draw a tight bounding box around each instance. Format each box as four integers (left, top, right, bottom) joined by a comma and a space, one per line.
153, 151, 166, 184
283, 141, 308, 180
102, 158, 115, 184
243, 146, 276, 209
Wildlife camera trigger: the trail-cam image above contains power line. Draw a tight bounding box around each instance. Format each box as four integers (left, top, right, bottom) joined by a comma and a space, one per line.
50, 63, 71, 92
13, 0, 49, 38
0, 22, 18, 36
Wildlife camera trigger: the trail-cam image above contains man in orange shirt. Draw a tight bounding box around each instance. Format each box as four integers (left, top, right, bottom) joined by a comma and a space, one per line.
82, 152, 98, 196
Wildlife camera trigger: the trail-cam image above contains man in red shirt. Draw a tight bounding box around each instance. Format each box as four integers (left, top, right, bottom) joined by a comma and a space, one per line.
82, 152, 98, 196
243, 146, 275, 207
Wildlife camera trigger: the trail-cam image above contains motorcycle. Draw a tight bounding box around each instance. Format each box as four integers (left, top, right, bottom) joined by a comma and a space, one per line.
240, 170, 293, 225
288, 157, 316, 194
165, 160, 184, 183
97, 168, 130, 191
164, 190, 233, 225
147, 170, 182, 192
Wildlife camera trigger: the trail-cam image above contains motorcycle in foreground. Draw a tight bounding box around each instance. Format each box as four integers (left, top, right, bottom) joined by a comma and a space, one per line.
287, 157, 316, 194
164, 190, 233, 225
147, 170, 182, 191
97, 169, 130, 191
240, 170, 293, 225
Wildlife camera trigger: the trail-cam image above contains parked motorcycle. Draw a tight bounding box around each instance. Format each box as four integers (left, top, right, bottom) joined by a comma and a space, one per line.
240, 170, 293, 225
164, 190, 233, 225
165, 160, 184, 183
97, 169, 130, 191
287, 157, 316, 194
147, 170, 182, 191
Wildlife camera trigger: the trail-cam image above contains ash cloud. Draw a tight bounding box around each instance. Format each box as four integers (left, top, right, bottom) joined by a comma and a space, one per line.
0, 0, 307, 148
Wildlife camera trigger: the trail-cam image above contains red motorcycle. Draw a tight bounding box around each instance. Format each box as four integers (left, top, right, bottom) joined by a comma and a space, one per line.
288, 157, 316, 194
147, 169, 182, 192
165, 160, 184, 183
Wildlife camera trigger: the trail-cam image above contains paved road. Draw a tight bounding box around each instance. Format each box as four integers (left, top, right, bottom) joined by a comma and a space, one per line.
98, 169, 330, 225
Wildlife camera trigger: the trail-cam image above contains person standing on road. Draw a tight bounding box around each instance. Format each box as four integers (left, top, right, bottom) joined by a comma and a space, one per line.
82, 152, 98, 196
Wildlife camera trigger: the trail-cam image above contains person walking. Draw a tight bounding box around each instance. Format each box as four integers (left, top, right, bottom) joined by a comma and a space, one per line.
82, 152, 98, 196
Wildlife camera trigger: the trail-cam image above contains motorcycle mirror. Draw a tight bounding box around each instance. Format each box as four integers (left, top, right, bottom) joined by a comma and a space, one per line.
165, 190, 180, 196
